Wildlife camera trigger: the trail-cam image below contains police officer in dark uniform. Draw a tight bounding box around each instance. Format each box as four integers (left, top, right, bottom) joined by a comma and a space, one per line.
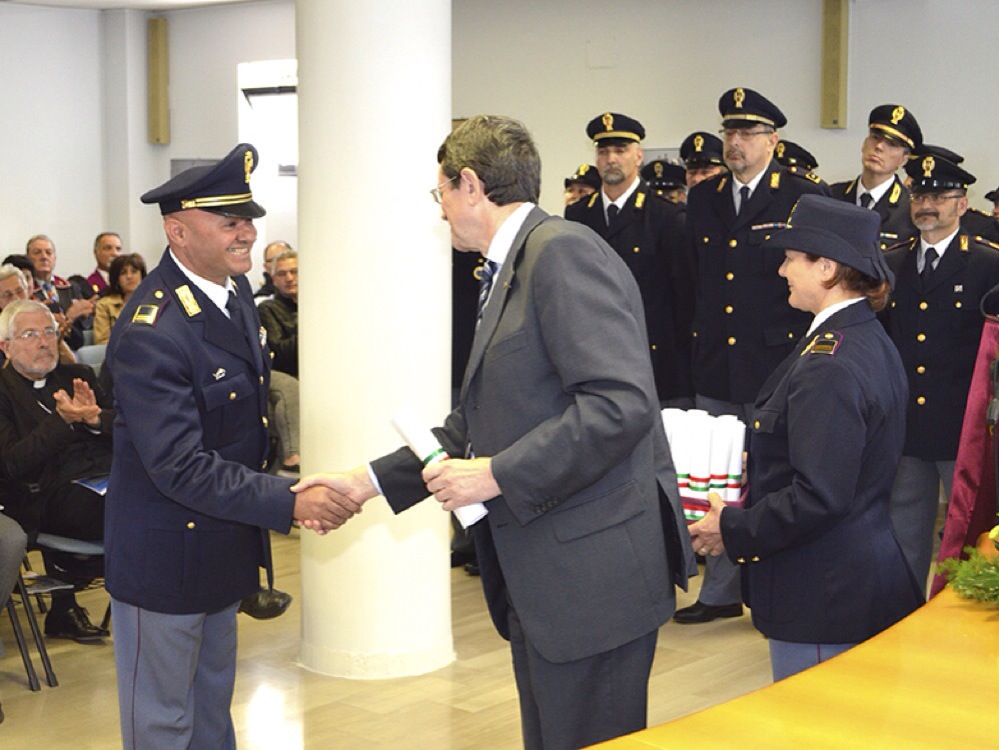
104, 144, 346, 749
775, 139, 828, 190
680, 131, 727, 189
909, 145, 999, 242
675, 87, 827, 624
830, 104, 922, 251
562, 163, 601, 208
688, 195, 923, 681
565, 112, 693, 406
986, 184, 999, 220
641, 160, 687, 203
882, 154, 999, 589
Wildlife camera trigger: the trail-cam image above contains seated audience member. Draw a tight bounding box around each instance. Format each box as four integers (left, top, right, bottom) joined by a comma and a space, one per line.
0, 300, 111, 642
25, 235, 94, 349
93, 253, 147, 344
0, 264, 76, 366
0, 511, 29, 722
2, 255, 38, 298
86, 232, 123, 295
257, 249, 299, 472
255, 240, 293, 299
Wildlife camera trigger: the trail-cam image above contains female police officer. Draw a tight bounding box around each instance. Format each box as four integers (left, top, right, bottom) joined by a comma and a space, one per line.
689, 194, 924, 681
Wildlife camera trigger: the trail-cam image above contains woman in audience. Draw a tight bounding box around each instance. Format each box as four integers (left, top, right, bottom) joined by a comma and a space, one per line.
93, 253, 146, 344
688, 195, 924, 681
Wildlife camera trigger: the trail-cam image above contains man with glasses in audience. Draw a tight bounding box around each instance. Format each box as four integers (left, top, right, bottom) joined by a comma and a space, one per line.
882, 155, 999, 589
830, 105, 922, 251
0, 299, 112, 642
676, 87, 827, 625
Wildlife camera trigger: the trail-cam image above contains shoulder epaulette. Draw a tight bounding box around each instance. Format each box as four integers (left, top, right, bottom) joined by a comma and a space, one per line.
716, 176, 728, 193
883, 236, 916, 253
968, 207, 992, 218
801, 331, 842, 357
131, 304, 160, 326
804, 171, 821, 184
587, 192, 599, 209
973, 235, 999, 252
844, 178, 857, 196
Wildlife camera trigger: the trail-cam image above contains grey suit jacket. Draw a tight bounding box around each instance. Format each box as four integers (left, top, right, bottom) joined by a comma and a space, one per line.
373, 207, 692, 663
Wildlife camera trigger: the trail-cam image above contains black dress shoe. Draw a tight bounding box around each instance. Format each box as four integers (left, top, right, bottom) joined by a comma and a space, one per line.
45, 605, 108, 642
672, 601, 743, 624
450, 550, 476, 568
238, 588, 293, 620
463, 562, 480, 577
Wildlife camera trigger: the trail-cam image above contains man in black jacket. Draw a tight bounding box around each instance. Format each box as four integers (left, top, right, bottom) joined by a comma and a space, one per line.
0, 299, 110, 642
257, 249, 299, 473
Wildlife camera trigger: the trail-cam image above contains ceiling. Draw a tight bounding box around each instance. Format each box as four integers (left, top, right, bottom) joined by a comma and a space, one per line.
0, 0, 253, 10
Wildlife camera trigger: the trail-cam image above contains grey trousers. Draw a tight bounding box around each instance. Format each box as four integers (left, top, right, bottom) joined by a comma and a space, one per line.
112, 598, 239, 750
889, 456, 955, 589
0, 513, 27, 610
768, 639, 856, 682
509, 604, 658, 750
693, 394, 753, 606
268, 370, 299, 458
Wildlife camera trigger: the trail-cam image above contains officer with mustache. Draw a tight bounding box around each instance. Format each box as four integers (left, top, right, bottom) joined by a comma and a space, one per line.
882, 155, 999, 590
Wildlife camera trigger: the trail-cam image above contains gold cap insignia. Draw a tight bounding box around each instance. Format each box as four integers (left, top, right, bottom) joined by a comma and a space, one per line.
175, 284, 202, 317
734, 88, 745, 109
694, 134, 704, 152
776, 142, 785, 158
578, 164, 589, 174
891, 106, 905, 125
132, 304, 159, 326
244, 150, 253, 184
922, 156, 935, 178
654, 163, 664, 177
601, 112, 614, 132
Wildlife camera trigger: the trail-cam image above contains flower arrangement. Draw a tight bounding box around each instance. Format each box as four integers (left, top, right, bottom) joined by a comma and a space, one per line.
937, 525, 999, 604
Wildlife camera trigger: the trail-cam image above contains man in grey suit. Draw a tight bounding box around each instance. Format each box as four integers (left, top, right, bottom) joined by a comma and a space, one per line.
296, 115, 693, 750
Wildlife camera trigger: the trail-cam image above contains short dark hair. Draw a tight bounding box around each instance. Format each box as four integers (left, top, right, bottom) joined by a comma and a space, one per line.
807, 253, 891, 312
2, 254, 35, 275
109, 253, 147, 296
437, 115, 540, 206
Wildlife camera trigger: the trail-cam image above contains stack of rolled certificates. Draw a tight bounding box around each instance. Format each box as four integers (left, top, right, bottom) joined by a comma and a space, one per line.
661, 409, 746, 524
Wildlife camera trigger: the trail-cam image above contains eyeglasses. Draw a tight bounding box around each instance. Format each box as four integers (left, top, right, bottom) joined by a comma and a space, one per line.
430, 176, 458, 204
911, 192, 963, 205
720, 128, 773, 142
11, 327, 58, 342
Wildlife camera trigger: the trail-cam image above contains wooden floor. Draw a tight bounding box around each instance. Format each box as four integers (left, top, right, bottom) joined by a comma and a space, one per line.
0, 529, 772, 749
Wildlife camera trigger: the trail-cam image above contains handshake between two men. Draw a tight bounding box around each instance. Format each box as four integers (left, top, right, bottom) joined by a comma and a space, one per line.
288, 456, 501, 534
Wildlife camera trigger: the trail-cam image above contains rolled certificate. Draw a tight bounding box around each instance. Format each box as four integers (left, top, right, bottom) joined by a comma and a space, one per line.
391, 408, 488, 529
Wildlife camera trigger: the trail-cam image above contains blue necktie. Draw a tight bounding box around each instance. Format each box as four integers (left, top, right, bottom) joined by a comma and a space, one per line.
476, 260, 499, 327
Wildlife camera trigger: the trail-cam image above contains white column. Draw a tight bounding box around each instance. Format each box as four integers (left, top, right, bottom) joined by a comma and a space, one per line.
295, 0, 454, 678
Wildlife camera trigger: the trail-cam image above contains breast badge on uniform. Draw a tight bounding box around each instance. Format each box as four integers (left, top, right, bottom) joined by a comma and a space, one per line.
212, 368, 226, 381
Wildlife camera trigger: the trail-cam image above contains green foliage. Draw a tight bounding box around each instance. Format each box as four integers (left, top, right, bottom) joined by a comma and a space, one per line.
938, 548, 999, 604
